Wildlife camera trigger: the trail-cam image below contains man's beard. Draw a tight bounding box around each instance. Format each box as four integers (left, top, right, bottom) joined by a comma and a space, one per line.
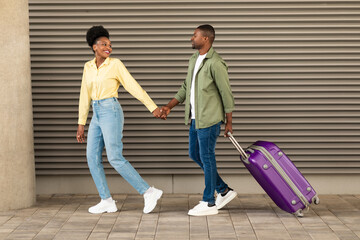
192, 42, 200, 49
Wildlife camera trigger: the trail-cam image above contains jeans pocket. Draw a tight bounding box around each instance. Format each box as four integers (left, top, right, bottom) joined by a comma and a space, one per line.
216, 122, 221, 136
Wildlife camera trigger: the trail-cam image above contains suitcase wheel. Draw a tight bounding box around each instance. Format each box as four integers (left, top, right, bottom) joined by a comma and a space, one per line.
294, 209, 304, 218
312, 196, 320, 205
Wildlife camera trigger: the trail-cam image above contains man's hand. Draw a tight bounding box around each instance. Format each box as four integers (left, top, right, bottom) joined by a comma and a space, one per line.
224, 122, 233, 137
224, 112, 233, 137
160, 106, 171, 120
76, 125, 85, 143
152, 108, 161, 118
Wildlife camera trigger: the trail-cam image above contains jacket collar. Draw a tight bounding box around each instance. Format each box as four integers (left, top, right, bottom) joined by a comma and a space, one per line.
194, 46, 215, 59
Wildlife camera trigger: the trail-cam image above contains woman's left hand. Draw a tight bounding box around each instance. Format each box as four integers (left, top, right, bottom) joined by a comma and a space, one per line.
152, 108, 161, 118
76, 124, 86, 143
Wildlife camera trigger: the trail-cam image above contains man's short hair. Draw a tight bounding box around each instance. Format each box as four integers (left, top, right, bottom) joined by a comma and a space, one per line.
197, 24, 215, 44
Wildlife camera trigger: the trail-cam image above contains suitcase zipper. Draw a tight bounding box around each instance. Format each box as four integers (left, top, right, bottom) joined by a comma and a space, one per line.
249, 145, 309, 209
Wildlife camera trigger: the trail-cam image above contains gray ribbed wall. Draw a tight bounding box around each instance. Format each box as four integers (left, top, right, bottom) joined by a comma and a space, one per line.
29, 0, 360, 176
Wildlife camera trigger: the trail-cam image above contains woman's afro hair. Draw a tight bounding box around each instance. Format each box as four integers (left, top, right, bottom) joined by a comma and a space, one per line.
86, 25, 110, 47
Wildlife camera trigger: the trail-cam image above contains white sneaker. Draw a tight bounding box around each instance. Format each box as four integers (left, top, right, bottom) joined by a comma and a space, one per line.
215, 189, 237, 210
143, 187, 163, 214
88, 198, 117, 214
188, 201, 218, 216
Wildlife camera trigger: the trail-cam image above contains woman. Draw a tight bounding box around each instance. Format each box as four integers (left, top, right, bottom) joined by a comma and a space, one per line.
76, 26, 163, 214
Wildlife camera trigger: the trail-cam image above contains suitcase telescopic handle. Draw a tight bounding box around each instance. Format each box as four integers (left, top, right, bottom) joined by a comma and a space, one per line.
227, 132, 250, 164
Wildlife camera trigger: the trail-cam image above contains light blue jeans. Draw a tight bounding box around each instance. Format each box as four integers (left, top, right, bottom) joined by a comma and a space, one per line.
87, 97, 150, 199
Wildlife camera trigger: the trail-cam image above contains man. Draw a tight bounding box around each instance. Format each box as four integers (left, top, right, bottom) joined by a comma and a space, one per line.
161, 24, 237, 216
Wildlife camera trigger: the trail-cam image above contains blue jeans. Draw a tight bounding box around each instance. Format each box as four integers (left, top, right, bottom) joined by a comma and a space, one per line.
189, 120, 228, 204
87, 97, 150, 199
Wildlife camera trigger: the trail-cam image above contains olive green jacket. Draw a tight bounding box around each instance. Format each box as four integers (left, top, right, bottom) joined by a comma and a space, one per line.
175, 47, 235, 129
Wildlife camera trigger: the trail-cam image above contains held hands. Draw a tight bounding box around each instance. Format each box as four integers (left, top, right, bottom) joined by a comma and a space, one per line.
152, 106, 171, 120
160, 106, 171, 120
152, 108, 161, 118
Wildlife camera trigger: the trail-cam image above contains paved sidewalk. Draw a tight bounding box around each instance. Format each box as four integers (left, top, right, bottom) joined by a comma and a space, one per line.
0, 194, 359, 240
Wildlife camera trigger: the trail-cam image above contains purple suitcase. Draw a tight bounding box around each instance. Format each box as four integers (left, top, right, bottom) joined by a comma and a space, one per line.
228, 133, 320, 217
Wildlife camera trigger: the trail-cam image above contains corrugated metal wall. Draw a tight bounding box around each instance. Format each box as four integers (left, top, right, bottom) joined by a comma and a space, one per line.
29, 0, 360, 176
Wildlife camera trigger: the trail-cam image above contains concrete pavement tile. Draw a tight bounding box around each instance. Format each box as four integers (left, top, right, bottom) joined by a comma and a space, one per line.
91, 212, 118, 233
313, 209, 345, 225
158, 212, 188, 223
236, 235, 257, 240
340, 195, 360, 210
0, 229, 13, 234
141, 213, 159, 221
155, 224, 189, 239
0, 217, 25, 230
53, 230, 90, 240
33, 232, 58, 240
112, 223, 139, 233
92, 222, 115, 233
301, 224, 335, 234
32, 208, 61, 218
14, 208, 38, 218
329, 224, 353, 231
57, 204, 79, 214
308, 231, 341, 240
16, 217, 51, 231
0, 233, 10, 240
330, 210, 360, 224
238, 194, 272, 211
319, 195, 354, 211
108, 231, 136, 240
190, 216, 208, 238
4, 230, 38, 239
61, 217, 99, 231
190, 233, 209, 240
209, 238, 236, 240
274, 207, 312, 240
42, 217, 69, 229
332, 230, 360, 240
156, 235, 190, 240
255, 229, 292, 240
285, 231, 313, 240
87, 232, 109, 240
0, 212, 16, 218
0, 217, 11, 226
135, 220, 157, 239
345, 224, 360, 231
207, 215, 237, 239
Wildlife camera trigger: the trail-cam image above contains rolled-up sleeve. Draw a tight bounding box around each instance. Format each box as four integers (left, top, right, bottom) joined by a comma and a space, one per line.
174, 80, 187, 103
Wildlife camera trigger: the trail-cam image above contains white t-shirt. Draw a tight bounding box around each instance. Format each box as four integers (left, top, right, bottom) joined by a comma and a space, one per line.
190, 53, 207, 119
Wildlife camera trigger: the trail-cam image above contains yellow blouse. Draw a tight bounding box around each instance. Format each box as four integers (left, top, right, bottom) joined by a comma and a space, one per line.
78, 57, 157, 125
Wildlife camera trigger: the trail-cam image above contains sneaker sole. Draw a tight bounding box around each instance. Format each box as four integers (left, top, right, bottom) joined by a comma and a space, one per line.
188, 209, 219, 216
143, 190, 163, 214
105, 208, 118, 213
88, 207, 118, 214
217, 191, 237, 210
